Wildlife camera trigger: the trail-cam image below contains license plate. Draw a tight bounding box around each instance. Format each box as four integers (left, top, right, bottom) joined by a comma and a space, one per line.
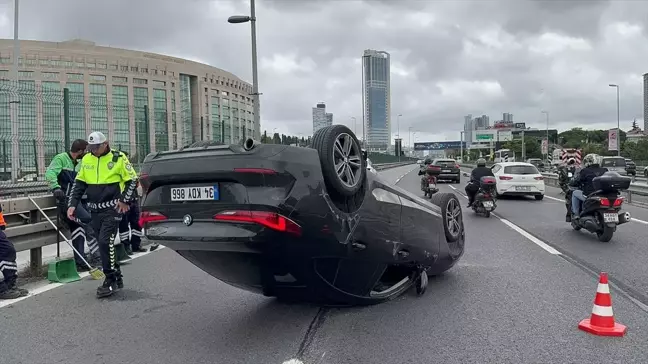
483, 201, 493, 208
442, 170, 451, 173
603, 213, 619, 223
515, 186, 531, 192
428, 183, 436, 188
170, 186, 219, 201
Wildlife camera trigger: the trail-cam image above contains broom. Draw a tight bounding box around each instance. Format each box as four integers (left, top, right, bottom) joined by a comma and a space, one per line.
28, 196, 105, 280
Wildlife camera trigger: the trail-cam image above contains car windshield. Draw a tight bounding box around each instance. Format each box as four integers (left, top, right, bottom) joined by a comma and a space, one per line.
503, 165, 539, 175
602, 158, 626, 167
434, 160, 455, 167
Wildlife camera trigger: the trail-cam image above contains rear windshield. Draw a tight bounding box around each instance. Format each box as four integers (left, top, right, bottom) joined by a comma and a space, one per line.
528, 159, 542, 164
503, 165, 539, 175
602, 158, 626, 167
434, 160, 456, 167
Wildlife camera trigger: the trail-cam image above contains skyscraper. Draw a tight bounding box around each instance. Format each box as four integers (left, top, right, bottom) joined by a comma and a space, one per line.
502, 113, 513, 122
312, 102, 332, 134
363, 49, 391, 150
464, 114, 473, 147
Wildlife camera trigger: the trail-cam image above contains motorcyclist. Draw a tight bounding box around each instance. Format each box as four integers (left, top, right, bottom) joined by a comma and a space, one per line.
568, 153, 608, 220
465, 158, 494, 207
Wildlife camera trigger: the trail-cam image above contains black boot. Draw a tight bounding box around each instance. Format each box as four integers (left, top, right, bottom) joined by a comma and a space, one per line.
96, 273, 118, 298
115, 270, 124, 290
0, 288, 25, 300
125, 244, 133, 256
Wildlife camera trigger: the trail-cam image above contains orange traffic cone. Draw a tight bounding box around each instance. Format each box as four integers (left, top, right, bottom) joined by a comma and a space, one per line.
578, 272, 627, 337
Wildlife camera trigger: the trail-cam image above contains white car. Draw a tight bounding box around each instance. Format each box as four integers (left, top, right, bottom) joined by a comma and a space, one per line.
490, 162, 545, 200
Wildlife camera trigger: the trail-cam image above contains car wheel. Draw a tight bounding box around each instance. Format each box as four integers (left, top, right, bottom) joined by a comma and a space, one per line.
535, 195, 544, 201
429, 192, 464, 246
311, 124, 366, 197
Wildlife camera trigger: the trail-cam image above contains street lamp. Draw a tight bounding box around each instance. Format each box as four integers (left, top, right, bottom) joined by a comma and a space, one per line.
228, 0, 261, 140
396, 114, 402, 138
609, 84, 620, 156
541, 110, 549, 157
408, 126, 413, 155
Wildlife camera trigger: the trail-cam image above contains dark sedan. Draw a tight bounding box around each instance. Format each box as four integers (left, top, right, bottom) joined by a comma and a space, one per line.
139, 125, 465, 306
432, 159, 461, 183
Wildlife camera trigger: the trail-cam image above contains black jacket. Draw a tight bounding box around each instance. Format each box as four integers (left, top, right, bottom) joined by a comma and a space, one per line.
569, 166, 608, 195
470, 167, 494, 184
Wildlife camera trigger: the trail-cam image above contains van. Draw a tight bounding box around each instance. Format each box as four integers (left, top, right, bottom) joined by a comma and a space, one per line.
601, 156, 627, 176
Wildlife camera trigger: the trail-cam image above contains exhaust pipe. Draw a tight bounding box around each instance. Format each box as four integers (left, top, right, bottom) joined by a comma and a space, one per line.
243, 138, 257, 151
618, 211, 631, 225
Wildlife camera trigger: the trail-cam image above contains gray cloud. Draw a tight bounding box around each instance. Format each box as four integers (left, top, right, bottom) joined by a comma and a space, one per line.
0, 0, 645, 142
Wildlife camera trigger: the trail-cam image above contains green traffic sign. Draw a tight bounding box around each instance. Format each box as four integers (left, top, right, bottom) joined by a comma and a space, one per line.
476, 134, 493, 140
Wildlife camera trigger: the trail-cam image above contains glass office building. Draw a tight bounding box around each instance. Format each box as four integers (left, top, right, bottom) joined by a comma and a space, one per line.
363, 49, 391, 151
0, 39, 256, 179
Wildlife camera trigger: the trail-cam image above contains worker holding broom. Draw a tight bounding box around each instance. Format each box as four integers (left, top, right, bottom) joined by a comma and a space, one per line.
45, 138, 100, 272
0, 204, 29, 299
67, 131, 138, 298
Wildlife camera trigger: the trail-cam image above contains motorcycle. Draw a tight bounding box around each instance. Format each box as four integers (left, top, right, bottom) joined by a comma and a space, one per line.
568, 172, 632, 242
421, 165, 440, 198
471, 176, 497, 218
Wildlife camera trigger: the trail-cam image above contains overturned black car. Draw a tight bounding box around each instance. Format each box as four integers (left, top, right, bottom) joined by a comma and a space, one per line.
139, 125, 465, 306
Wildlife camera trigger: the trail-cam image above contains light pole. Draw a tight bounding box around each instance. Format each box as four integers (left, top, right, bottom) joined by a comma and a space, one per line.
396, 114, 402, 138
9, 0, 20, 182
228, 0, 261, 140
408, 126, 413, 156
609, 84, 620, 156
541, 110, 549, 159
351, 117, 357, 135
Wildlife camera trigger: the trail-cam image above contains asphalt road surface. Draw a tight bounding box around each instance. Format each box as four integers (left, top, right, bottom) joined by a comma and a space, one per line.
2, 164, 648, 364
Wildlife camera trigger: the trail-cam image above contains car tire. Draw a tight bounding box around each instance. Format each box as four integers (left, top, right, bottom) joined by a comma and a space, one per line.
311, 124, 366, 197
535, 195, 544, 201
429, 192, 464, 245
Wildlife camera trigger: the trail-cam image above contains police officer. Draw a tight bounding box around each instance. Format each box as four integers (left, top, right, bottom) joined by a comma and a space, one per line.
45, 139, 99, 271
67, 131, 138, 298
0, 204, 29, 299
117, 151, 146, 254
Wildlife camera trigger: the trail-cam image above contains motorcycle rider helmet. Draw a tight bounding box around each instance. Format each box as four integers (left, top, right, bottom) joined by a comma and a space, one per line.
583, 153, 602, 168
476, 158, 487, 167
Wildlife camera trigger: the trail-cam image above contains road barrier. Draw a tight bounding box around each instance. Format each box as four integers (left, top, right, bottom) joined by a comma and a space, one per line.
0, 162, 414, 274
460, 164, 648, 203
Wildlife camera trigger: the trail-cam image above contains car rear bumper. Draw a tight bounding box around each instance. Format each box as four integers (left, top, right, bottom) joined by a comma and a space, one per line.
437, 173, 460, 179
497, 182, 545, 195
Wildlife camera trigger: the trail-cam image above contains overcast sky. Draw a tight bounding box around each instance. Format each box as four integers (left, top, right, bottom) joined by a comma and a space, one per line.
0, 0, 646, 144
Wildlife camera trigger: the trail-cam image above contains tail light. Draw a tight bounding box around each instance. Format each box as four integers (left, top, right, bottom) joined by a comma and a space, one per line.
139, 173, 151, 194
534, 176, 544, 180
599, 197, 624, 207
233, 168, 276, 174
214, 210, 302, 236
499, 176, 513, 180
139, 211, 167, 226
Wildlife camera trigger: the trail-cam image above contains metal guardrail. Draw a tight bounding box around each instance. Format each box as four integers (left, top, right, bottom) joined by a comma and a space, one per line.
460, 164, 648, 203
1, 162, 413, 274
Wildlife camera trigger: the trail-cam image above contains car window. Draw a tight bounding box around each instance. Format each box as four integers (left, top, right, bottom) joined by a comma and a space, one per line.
491, 164, 501, 173
433, 159, 456, 167
601, 158, 626, 167
503, 165, 539, 175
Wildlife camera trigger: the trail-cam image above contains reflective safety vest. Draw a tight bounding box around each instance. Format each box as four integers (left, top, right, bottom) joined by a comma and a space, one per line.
69, 148, 138, 211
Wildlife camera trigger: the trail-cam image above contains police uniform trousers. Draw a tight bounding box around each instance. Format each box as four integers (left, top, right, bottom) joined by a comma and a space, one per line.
91, 207, 122, 276
0, 230, 18, 294
119, 202, 142, 250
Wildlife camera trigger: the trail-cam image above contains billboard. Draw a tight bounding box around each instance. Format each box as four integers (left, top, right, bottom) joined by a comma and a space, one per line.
608, 129, 618, 151
514, 122, 526, 129
472, 130, 513, 143
414, 141, 466, 151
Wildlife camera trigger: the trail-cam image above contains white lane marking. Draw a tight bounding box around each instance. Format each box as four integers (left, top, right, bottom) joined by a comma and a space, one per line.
449, 185, 457, 191
632, 218, 648, 225
544, 195, 563, 202
0, 246, 166, 309
395, 166, 419, 184
453, 190, 562, 255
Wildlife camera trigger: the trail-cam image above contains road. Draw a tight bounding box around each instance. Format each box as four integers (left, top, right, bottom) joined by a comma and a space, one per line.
2, 164, 648, 364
